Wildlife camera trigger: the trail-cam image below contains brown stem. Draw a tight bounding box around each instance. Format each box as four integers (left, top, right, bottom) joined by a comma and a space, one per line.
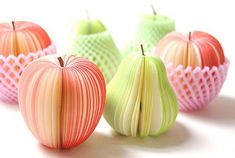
188, 31, 191, 41
58, 57, 64, 67
12, 21, 15, 30
151, 4, 157, 16
140, 44, 145, 56
186, 32, 192, 66
12, 21, 18, 55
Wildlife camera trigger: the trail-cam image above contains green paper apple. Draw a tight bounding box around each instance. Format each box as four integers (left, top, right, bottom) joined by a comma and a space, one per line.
124, 6, 175, 56
104, 45, 178, 137
71, 18, 122, 83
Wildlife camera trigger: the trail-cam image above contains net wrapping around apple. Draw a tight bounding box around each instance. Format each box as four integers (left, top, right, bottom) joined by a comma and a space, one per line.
153, 31, 229, 112
0, 21, 56, 104
124, 15, 175, 56
70, 20, 122, 84
104, 48, 178, 137
166, 61, 229, 112
18, 55, 106, 149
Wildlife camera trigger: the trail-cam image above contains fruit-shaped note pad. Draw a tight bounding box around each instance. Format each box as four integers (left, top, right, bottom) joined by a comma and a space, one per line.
0, 21, 56, 104
153, 31, 229, 112
104, 45, 178, 137
124, 6, 175, 56
70, 19, 122, 83
18, 55, 106, 149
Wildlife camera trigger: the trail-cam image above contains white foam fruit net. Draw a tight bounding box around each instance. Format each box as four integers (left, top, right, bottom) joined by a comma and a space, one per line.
166, 59, 229, 112
0, 43, 56, 104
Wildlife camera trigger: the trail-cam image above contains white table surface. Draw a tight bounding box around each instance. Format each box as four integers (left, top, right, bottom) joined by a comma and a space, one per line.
0, 0, 235, 157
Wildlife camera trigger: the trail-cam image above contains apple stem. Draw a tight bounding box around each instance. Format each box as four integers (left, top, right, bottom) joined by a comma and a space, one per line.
12, 21, 15, 30
140, 44, 145, 56
86, 9, 90, 20
151, 4, 157, 16
58, 57, 64, 67
188, 32, 191, 41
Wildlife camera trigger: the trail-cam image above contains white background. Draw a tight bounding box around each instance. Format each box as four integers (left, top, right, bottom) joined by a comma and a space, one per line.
0, 0, 235, 157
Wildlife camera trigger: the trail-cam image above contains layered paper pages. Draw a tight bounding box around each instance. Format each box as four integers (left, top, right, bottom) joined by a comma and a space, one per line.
18, 55, 106, 148
104, 54, 178, 137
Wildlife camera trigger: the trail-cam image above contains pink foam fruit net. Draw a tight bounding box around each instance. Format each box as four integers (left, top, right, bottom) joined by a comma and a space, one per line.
0, 43, 56, 104
166, 59, 229, 112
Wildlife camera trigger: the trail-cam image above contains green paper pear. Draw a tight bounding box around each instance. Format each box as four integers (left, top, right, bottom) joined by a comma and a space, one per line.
71, 19, 122, 83
104, 46, 178, 137
76, 19, 106, 35
124, 8, 175, 57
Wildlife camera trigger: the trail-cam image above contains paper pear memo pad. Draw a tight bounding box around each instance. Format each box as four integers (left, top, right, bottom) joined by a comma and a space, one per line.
104, 50, 178, 137
70, 19, 122, 83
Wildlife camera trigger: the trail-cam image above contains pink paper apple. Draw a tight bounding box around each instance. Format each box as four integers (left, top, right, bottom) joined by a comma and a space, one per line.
18, 55, 106, 149
0, 21, 56, 103
153, 31, 229, 112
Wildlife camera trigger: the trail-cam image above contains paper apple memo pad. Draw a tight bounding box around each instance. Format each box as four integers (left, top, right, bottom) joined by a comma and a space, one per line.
153, 31, 229, 112
18, 55, 106, 149
154, 31, 225, 68
104, 53, 178, 137
0, 21, 55, 103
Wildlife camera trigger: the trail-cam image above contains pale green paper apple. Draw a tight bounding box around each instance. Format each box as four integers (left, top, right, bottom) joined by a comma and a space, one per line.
124, 6, 175, 56
71, 18, 122, 83
104, 45, 178, 137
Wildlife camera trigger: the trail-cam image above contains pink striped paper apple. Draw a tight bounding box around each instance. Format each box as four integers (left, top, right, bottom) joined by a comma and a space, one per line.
153, 31, 229, 112
18, 55, 106, 149
0, 21, 56, 104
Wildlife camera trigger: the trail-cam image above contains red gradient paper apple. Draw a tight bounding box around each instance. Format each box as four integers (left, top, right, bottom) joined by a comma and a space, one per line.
153, 31, 229, 112
155, 31, 225, 68
18, 55, 106, 149
0, 21, 56, 103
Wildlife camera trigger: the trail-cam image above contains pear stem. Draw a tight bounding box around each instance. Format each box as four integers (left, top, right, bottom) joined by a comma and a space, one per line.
151, 4, 157, 16
86, 9, 90, 20
140, 44, 145, 56
12, 21, 15, 30
188, 31, 191, 41
58, 57, 64, 67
